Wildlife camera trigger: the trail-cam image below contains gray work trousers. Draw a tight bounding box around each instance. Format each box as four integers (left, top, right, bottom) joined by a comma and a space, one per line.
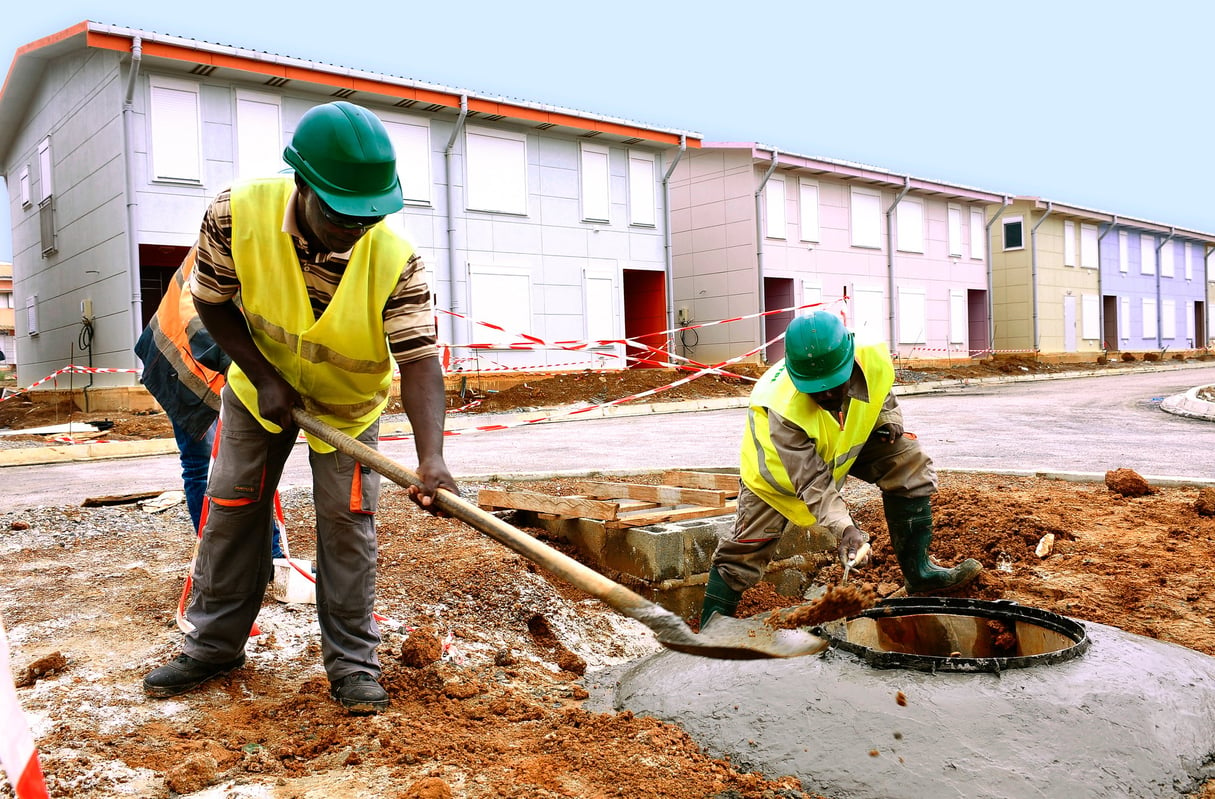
713, 432, 936, 592
183, 385, 383, 682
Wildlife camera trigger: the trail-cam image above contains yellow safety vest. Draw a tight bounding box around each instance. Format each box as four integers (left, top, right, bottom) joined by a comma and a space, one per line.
227, 177, 408, 452
739, 345, 895, 527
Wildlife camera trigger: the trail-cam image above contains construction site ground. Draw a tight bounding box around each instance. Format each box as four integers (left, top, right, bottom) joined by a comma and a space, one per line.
2, 354, 1215, 798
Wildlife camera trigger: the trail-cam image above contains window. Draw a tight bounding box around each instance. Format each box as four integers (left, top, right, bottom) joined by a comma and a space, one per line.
1142, 297, 1157, 339
948, 205, 963, 257
1161, 242, 1174, 278
149, 77, 202, 182
1082, 294, 1099, 340
466, 127, 527, 215
627, 151, 656, 227
799, 179, 820, 242
851, 285, 885, 345
949, 289, 966, 344
850, 188, 881, 249
1140, 234, 1156, 275
235, 92, 282, 180
37, 138, 53, 200
468, 267, 531, 345
383, 117, 432, 205
1003, 217, 1024, 250
970, 208, 986, 260
898, 286, 927, 343
1080, 224, 1098, 269
800, 280, 822, 311
1161, 299, 1176, 339
1063, 220, 1076, 266
765, 175, 786, 239
584, 272, 615, 342
25, 295, 38, 336
1119, 231, 1129, 273
18, 166, 30, 208
896, 197, 924, 253
1119, 297, 1130, 340
1186, 300, 1196, 343
579, 142, 610, 223
1184, 242, 1194, 281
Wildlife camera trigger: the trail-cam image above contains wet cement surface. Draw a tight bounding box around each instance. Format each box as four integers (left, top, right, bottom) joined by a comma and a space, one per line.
611, 620, 1215, 798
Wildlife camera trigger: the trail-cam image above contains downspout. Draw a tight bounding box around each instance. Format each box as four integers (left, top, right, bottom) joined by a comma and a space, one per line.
661, 134, 686, 357
1154, 227, 1176, 350
122, 37, 143, 349
443, 95, 468, 352
754, 149, 778, 362
1206, 245, 1214, 348
1096, 216, 1119, 351
1030, 202, 1054, 351
884, 177, 911, 350
984, 197, 1012, 355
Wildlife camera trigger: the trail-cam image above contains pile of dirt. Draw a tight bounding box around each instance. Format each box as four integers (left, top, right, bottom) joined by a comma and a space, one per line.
3, 469, 1215, 797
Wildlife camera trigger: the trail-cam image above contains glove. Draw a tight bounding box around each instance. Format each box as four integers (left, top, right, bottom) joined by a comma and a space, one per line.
837, 525, 867, 567
873, 421, 904, 442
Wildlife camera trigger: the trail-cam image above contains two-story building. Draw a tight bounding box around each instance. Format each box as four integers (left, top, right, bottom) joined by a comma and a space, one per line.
0, 21, 702, 390
987, 199, 1213, 355
668, 144, 1007, 365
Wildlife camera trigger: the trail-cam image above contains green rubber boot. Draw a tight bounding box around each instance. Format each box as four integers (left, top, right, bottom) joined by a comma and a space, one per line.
700, 566, 743, 628
884, 495, 982, 595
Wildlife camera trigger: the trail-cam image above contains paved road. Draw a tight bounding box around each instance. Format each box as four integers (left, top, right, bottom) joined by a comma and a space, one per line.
4, 366, 1213, 510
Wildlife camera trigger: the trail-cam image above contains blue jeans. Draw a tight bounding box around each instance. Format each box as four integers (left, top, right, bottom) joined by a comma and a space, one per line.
172, 418, 214, 534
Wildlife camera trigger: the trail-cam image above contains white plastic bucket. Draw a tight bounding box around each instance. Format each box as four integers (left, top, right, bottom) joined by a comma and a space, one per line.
271, 558, 315, 604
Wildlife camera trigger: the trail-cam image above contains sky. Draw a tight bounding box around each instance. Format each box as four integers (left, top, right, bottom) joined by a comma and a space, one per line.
2, 0, 1212, 262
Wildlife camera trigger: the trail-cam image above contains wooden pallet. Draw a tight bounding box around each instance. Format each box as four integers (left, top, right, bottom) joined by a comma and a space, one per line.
477, 470, 740, 529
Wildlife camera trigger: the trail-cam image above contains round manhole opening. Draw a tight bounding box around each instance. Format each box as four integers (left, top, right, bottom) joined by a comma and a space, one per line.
818, 597, 1089, 672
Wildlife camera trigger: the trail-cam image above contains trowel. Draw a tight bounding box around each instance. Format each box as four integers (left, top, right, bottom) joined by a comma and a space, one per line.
293, 409, 827, 660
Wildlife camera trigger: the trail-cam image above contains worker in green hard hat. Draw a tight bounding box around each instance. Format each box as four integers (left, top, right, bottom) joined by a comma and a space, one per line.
144, 101, 456, 715
700, 310, 982, 628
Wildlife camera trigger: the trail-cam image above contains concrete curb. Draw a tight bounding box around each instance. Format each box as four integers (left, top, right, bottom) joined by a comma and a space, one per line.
1161, 385, 1215, 422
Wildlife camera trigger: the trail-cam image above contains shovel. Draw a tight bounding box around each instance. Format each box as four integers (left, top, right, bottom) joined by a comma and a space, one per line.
292, 409, 826, 660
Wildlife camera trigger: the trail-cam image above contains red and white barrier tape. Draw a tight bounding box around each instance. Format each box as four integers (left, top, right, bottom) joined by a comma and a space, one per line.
0, 616, 50, 799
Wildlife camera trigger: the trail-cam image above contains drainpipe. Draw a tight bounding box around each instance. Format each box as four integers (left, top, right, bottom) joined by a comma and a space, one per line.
1097, 216, 1119, 351
122, 37, 143, 349
1154, 227, 1176, 350
1206, 245, 1214, 348
662, 134, 686, 357
443, 95, 468, 352
1030, 202, 1054, 351
983, 197, 1012, 354
754, 149, 778, 362
884, 177, 911, 350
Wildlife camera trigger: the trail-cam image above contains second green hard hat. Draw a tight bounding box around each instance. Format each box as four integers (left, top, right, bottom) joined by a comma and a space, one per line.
784, 311, 856, 393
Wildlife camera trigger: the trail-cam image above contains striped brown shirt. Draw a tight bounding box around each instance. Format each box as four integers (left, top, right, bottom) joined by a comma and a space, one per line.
190, 186, 437, 366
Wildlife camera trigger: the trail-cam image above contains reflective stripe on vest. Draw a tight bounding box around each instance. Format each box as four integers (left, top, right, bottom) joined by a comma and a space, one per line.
739, 344, 895, 527
226, 177, 408, 452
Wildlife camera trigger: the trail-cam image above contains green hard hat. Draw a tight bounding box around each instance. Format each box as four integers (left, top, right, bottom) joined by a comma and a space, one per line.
784, 311, 856, 393
283, 101, 403, 217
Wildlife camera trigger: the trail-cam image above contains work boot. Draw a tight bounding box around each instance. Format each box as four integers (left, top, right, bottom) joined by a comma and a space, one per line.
143, 653, 246, 698
700, 566, 744, 628
883, 494, 982, 595
330, 673, 389, 715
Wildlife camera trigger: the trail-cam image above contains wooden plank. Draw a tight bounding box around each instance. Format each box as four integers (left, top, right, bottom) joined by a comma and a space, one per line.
572, 481, 728, 508
606, 500, 738, 529
661, 471, 740, 494
537, 498, 658, 521
477, 488, 619, 520
82, 490, 166, 507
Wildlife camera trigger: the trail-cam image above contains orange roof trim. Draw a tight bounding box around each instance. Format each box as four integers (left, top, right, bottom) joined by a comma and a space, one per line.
83, 29, 697, 146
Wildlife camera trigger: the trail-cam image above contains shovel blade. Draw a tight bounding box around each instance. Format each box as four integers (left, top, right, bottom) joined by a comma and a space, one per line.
657, 613, 829, 660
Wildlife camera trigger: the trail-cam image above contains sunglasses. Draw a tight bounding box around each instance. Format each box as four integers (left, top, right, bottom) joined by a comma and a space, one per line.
314, 195, 385, 231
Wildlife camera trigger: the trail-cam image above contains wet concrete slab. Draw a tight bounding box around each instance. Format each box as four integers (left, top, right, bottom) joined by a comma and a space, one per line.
612, 620, 1215, 798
